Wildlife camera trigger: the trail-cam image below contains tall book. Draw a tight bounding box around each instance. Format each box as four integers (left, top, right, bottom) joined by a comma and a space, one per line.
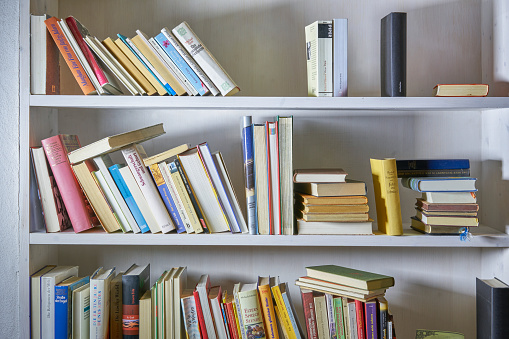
31, 265, 56, 339
300, 289, 318, 339
378, 297, 388, 339
172, 21, 240, 96
277, 116, 294, 235
370, 158, 402, 236
258, 277, 279, 339
194, 274, 217, 339
333, 297, 346, 339
110, 272, 124, 339
122, 264, 150, 339
364, 300, 378, 339
253, 124, 270, 235
44, 17, 96, 95
305, 21, 333, 97
237, 283, 267, 339
72, 283, 90, 339
324, 294, 336, 339
172, 267, 188, 339
30, 14, 59, 95
41, 135, 97, 233
55, 276, 90, 339
313, 293, 329, 339
181, 289, 201, 339
139, 290, 152, 339
209, 286, 228, 339
333, 19, 348, 97
267, 121, 281, 234
272, 282, 302, 339
90, 267, 115, 339
476, 277, 509, 339
354, 300, 365, 339
380, 12, 407, 97
241, 116, 257, 235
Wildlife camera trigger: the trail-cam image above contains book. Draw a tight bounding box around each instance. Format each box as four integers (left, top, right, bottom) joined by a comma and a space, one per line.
142, 143, 190, 167
41, 135, 97, 233
401, 177, 477, 192
267, 121, 280, 234
295, 180, 367, 197
271, 283, 297, 339
297, 211, 370, 222
380, 12, 406, 97
90, 267, 115, 339
305, 21, 333, 97
296, 202, 369, 214
258, 277, 279, 339
139, 289, 152, 339
370, 158, 403, 236
181, 289, 201, 339
295, 283, 383, 303
31, 265, 56, 339
91, 170, 125, 230
297, 219, 373, 235
333, 297, 346, 339
422, 191, 477, 204
295, 193, 368, 205
313, 293, 329, 339
30, 147, 72, 233
67, 123, 165, 164
415, 198, 479, 212
153, 269, 171, 338
377, 297, 388, 339
325, 293, 336, 339
172, 267, 188, 339
306, 265, 395, 291
415, 330, 465, 338
209, 286, 228, 339
341, 297, 350, 339
41, 266, 79, 338
44, 17, 95, 95
273, 282, 303, 339
72, 283, 90, 339
293, 168, 347, 183
55, 275, 90, 339
277, 116, 294, 235
30, 14, 59, 95
354, 300, 365, 339
300, 289, 318, 339
297, 277, 386, 299
224, 293, 241, 339
253, 124, 270, 235
122, 264, 150, 338
396, 159, 470, 170
333, 18, 348, 97
476, 277, 509, 339
433, 84, 489, 97
397, 168, 470, 178
410, 217, 468, 235
237, 283, 266, 339
110, 272, 124, 339
241, 116, 257, 235
122, 144, 175, 233
347, 300, 358, 339
364, 301, 377, 339
416, 208, 477, 217
195, 274, 217, 339
415, 210, 479, 226
173, 21, 240, 96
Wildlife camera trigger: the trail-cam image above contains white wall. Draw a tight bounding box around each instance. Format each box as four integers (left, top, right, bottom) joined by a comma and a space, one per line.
0, 0, 20, 337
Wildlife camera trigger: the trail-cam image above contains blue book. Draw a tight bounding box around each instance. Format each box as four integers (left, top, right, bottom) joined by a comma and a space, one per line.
396, 159, 470, 170
242, 116, 257, 235
55, 276, 90, 339
401, 176, 477, 192
154, 32, 207, 96
117, 33, 176, 96
109, 164, 151, 233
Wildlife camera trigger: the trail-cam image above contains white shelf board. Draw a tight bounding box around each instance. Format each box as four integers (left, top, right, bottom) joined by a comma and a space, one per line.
29, 95, 509, 111
29, 225, 509, 247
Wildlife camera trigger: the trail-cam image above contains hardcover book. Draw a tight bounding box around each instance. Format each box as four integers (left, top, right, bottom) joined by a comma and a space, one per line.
305, 265, 394, 291
267, 121, 281, 234
476, 277, 509, 339
122, 264, 150, 339
181, 289, 201, 339
415, 198, 479, 212
31, 14, 59, 95
194, 274, 217, 339
31, 265, 56, 339
305, 20, 333, 97
90, 267, 115, 339
380, 12, 406, 97
313, 293, 328, 339
396, 159, 470, 177
293, 168, 347, 183
333, 19, 348, 97
295, 193, 368, 205
241, 116, 257, 235
110, 272, 124, 339
300, 289, 318, 339
253, 124, 270, 235
433, 84, 489, 97
422, 191, 477, 204
294, 180, 367, 197
410, 217, 467, 235
277, 116, 294, 235
296, 219, 373, 235
402, 177, 477, 192
55, 276, 90, 339
72, 283, 90, 339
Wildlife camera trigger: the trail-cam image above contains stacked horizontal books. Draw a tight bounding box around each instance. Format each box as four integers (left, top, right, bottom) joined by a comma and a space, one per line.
297, 264, 396, 339
33, 14, 239, 96
293, 169, 373, 235
397, 159, 479, 235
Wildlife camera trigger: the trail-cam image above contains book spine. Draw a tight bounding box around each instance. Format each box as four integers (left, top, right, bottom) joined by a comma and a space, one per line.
333, 297, 346, 339
342, 298, 350, 339
333, 19, 348, 97
238, 289, 267, 339
305, 22, 318, 96
54, 285, 69, 339
253, 124, 270, 235
397, 168, 470, 178
380, 12, 407, 97
396, 159, 470, 171
182, 296, 201, 339
354, 300, 365, 339
193, 290, 209, 339
313, 294, 328, 339
149, 163, 186, 233
347, 301, 358, 339
267, 121, 281, 235
173, 21, 239, 96
90, 279, 107, 339
44, 17, 95, 95
277, 116, 294, 235
271, 286, 297, 339
258, 285, 279, 339
325, 293, 337, 339
109, 277, 123, 339
318, 21, 333, 97
300, 290, 318, 339
242, 116, 257, 235
233, 289, 247, 339
378, 299, 387, 339
225, 301, 240, 339
364, 302, 377, 339
122, 275, 140, 338
265, 123, 274, 235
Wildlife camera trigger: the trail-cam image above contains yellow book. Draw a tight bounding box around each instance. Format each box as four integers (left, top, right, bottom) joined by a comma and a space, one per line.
258, 280, 279, 339
102, 37, 157, 96
114, 37, 167, 96
131, 33, 186, 96
271, 284, 297, 339
370, 158, 403, 235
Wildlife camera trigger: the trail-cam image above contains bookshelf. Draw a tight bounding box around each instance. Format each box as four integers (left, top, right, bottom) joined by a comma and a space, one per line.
20, 0, 509, 338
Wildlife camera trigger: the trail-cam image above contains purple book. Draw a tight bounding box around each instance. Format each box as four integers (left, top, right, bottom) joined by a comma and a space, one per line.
364, 300, 378, 339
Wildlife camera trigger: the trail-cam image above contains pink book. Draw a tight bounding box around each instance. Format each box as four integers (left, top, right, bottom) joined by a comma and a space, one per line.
41, 135, 97, 233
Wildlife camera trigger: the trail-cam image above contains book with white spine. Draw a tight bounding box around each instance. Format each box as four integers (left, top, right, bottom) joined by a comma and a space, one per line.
172, 21, 239, 96
333, 19, 348, 97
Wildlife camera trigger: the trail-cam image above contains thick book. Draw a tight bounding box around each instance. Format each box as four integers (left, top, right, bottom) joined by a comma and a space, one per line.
402, 177, 477, 192
354, 300, 365, 339
296, 202, 369, 214
173, 21, 240, 96
347, 300, 358, 339
415, 198, 478, 212
297, 211, 370, 222
305, 21, 333, 97
297, 277, 387, 298
273, 282, 303, 339
415, 210, 479, 227
380, 12, 406, 97
172, 267, 188, 339
293, 168, 347, 183
55, 276, 90, 339
139, 290, 152, 339
370, 158, 403, 236
295, 179, 367, 197
237, 283, 267, 339
378, 297, 388, 339
295, 283, 383, 302
258, 277, 279, 339
422, 191, 477, 204
122, 264, 150, 339
333, 18, 348, 97
110, 272, 124, 339
30, 14, 59, 95
92, 170, 126, 231
142, 143, 190, 167
476, 277, 509, 339
325, 293, 337, 339
410, 217, 468, 235
433, 84, 489, 97
306, 265, 394, 291
90, 267, 115, 339
295, 193, 368, 205
67, 123, 164, 164
300, 289, 318, 339
31, 265, 56, 339
253, 124, 270, 235
41, 135, 97, 233
44, 17, 95, 95
396, 159, 470, 177
181, 289, 201, 339
277, 116, 294, 235
241, 116, 257, 235
296, 219, 373, 235
72, 283, 90, 339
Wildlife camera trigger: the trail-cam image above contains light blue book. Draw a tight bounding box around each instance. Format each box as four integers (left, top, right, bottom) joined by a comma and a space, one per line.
55, 276, 90, 339
242, 116, 257, 235
108, 164, 150, 233
154, 32, 206, 96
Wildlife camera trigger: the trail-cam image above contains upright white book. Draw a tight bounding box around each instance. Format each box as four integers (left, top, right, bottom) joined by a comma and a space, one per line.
305, 21, 333, 97
195, 274, 217, 339
172, 267, 188, 339
122, 144, 175, 233
30, 14, 59, 95
72, 283, 90, 339
172, 21, 240, 96
267, 121, 281, 235
31, 265, 56, 339
333, 19, 348, 97
90, 267, 115, 339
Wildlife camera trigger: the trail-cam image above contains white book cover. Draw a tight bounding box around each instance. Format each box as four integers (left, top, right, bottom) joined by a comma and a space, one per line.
173, 267, 188, 339
267, 122, 281, 235
172, 21, 239, 96
305, 21, 333, 97
90, 267, 115, 339
31, 14, 59, 95
72, 283, 90, 339
333, 19, 348, 97
347, 302, 358, 339
93, 155, 139, 233
122, 145, 175, 233
31, 265, 56, 339
118, 165, 161, 233
196, 275, 217, 339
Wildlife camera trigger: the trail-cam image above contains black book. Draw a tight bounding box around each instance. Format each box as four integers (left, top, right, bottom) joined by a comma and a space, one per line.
476, 277, 509, 339
381, 12, 406, 97
122, 264, 150, 339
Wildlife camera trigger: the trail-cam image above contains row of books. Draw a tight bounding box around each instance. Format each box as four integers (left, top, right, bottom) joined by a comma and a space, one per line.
31, 123, 248, 234
31, 15, 239, 96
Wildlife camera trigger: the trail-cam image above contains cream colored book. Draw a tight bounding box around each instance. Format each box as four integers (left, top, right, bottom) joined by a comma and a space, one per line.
172, 267, 188, 339
253, 124, 269, 234
140, 289, 152, 339
142, 143, 190, 167
72, 283, 90, 339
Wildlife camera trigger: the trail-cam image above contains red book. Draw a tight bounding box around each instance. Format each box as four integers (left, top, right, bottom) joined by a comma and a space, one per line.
300, 289, 318, 339
224, 295, 239, 339
41, 135, 97, 233
355, 299, 366, 339
193, 289, 209, 339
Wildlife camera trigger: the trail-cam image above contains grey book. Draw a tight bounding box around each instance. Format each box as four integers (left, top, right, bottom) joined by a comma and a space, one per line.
381, 12, 406, 97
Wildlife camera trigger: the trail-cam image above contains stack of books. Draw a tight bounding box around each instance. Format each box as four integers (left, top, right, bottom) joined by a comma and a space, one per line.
32, 15, 239, 96
296, 264, 396, 339
293, 169, 373, 235
397, 159, 479, 235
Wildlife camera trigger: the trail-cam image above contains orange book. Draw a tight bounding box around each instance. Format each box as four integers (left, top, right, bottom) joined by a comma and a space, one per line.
44, 17, 96, 95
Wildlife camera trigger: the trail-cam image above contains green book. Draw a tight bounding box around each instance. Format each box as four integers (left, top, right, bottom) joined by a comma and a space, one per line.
305, 265, 394, 290
415, 329, 464, 338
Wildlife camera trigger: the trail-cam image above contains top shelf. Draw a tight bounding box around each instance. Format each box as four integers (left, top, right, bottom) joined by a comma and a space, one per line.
29, 95, 509, 111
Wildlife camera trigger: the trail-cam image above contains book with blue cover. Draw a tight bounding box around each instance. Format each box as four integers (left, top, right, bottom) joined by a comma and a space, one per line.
55, 276, 90, 339
401, 177, 477, 192
396, 159, 470, 178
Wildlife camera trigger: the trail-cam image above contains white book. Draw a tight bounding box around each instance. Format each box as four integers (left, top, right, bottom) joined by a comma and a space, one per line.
90, 267, 115, 339
209, 286, 228, 339
31, 265, 56, 339
93, 154, 140, 233
160, 269, 176, 339
122, 144, 175, 233
325, 294, 336, 339
347, 302, 358, 339
72, 283, 90, 339
333, 19, 348, 97
172, 267, 188, 339
314, 294, 329, 339
119, 165, 161, 233
172, 21, 239, 96
305, 21, 333, 97
195, 275, 217, 339
41, 266, 79, 339
178, 148, 229, 233
30, 14, 59, 95
267, 122, 281, 235
161, 27, 219, 96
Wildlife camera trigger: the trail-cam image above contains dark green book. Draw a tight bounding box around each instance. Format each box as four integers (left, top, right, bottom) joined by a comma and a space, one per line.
305, 265, 394, 290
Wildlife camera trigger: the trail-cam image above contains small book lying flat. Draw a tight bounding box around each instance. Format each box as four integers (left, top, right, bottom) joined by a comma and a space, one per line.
433, 84, 489, 97
293, 168, 347, 183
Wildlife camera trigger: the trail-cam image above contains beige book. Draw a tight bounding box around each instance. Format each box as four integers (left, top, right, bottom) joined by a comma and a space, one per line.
102, 37, 157, 95
295, 193, 368, 205
313, 294, 330, 339
72, 283, 90, 339
140, 289, 152, 339
142, 143, 190, 167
